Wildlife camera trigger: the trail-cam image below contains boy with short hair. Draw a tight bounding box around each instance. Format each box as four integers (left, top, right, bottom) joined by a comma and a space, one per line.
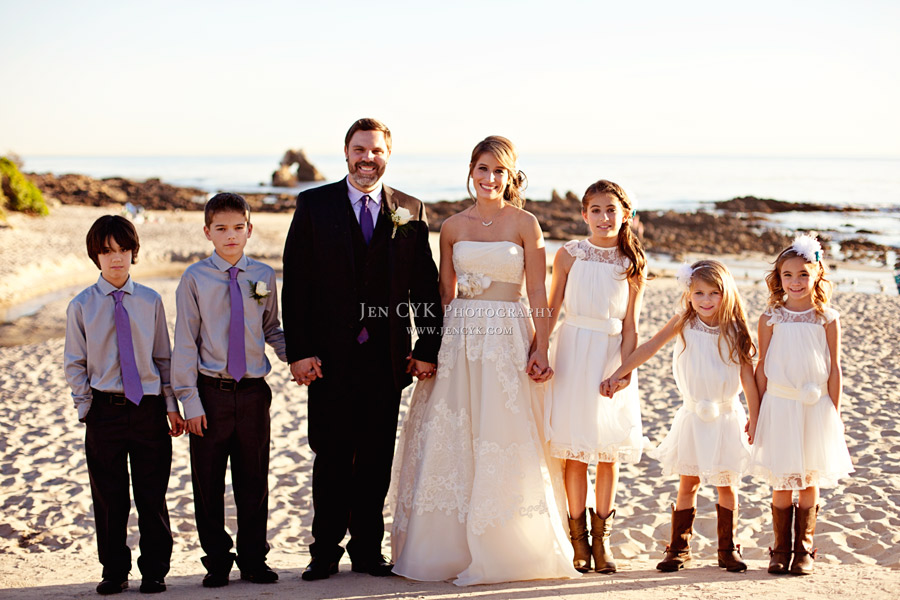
64, 215, 184, 595
172, 193, 287, 588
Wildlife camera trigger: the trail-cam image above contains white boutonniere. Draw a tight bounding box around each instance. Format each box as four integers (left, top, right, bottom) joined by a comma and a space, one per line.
248, 280, 270, 305
390, 206, 413, 239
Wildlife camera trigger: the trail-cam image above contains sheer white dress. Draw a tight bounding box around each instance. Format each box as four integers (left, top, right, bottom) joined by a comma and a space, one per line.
544, 239, 644, 464
649, 317, 751, 485
750, 306, 853, 490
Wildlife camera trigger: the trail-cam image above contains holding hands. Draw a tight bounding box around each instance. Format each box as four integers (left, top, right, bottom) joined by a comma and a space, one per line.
406, 353, 436, 380
527, 347, 554, 383
291, 356, 323, 386
599, 369, 632, 397
167, 411, 185, 437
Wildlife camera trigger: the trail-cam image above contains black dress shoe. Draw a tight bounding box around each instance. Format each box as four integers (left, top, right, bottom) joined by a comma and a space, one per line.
201, 571, 230, 588
351, 555, 396, 577
301, 556, 339, 581
240, 564, 278, 584
96, 579, 128, 595
139, 579, 166, 593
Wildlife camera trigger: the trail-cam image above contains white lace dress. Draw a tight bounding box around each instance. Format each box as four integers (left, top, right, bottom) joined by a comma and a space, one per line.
750, 306, 853, 490
649, 318, 750, 485
390, 241, 578, 586
544, 239, 644, 464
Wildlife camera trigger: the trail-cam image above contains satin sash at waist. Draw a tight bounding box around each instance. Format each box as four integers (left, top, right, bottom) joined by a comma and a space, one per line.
562, 314, 623, 335
457, 281, 522, 302
766, 381, 825, 406
682, 395, 737, 422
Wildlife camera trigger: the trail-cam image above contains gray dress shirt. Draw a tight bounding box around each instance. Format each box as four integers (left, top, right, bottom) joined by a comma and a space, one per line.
172, 251, 287, 420
64, 275, 177, 421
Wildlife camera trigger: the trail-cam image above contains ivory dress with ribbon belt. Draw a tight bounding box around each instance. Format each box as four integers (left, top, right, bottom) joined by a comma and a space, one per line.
648, 317, 751, 486
750, 306, 853, 490
389, 241, 578, 585
544, 239, 645, 465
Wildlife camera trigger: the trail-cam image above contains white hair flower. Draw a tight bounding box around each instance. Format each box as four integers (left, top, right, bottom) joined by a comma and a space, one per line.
791, 234, 823, 263
675, 263, 694, 289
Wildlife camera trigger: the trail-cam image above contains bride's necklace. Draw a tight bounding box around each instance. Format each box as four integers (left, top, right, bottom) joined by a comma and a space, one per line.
474, 202, 502, 227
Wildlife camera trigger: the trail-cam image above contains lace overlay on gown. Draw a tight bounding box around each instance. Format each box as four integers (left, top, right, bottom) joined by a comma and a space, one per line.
390, 241, 577, 585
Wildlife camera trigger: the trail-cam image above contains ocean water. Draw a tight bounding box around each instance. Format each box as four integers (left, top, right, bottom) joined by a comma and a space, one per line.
22, 153, 900, 247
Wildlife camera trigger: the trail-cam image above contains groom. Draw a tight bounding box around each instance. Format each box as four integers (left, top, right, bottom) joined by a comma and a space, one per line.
282, 118, 442, 580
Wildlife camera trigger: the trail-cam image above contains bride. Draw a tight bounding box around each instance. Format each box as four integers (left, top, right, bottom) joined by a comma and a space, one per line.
389, 136, 579, 585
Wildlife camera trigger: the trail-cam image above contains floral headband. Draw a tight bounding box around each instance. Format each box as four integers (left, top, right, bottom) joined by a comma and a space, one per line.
675, 263, 694, 289
790, 234, 823, 263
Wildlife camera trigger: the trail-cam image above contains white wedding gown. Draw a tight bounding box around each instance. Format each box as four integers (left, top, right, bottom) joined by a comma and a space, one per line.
389, 241, 578, 585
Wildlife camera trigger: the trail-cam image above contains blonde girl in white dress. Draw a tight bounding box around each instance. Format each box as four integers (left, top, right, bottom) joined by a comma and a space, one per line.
602, 260, 759, 573
544, 180, 647, 574
390, 136, 578, 585
750, 235, 853, 576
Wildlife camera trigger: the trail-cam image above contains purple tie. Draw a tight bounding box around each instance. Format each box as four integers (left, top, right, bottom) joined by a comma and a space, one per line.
357, 195, 373, 344
359, 194, 374, 245
111, 290, 143, 405
227, 267, 246, 381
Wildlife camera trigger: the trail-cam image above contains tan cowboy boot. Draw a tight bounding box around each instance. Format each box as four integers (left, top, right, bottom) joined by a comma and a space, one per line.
656, 505, 695, 572
790, 504, 819, 575
567, 512, 592, 573
716, 504, 747, 572
589, 508, 617, 573
767, 503, 794, 574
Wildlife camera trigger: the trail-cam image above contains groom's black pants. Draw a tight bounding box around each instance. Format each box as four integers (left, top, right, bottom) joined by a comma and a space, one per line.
307, 340, 401, 563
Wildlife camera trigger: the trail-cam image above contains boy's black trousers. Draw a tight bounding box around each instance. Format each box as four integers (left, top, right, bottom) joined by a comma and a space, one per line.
85, 391, 173, 581
190, 375, 272, 575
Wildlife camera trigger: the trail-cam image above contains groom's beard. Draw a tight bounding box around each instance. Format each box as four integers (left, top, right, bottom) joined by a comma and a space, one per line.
348, 159, 386, 189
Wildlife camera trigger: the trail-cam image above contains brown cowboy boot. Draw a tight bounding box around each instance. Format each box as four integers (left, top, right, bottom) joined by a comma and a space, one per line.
589, 508, 617, 573
767, 503, 794, 574
568, 512, 592, 573
656, 505, 695, 572
790, 504, 819, 575
716, 504, 747, 572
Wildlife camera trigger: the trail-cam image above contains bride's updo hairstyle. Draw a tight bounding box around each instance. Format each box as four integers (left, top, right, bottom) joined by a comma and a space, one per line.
466, 135, 528, 208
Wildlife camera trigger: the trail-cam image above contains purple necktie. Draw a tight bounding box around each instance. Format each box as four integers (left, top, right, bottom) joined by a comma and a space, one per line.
227, 267, 246, 381
359, 194, 374, 245
357, 195, 373, 344
111, 290, 143, 405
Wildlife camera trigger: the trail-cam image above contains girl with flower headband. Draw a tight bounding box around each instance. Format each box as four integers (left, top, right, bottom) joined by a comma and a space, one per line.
750, 234, 853, 576
544, 179, 647, 574
601, 259, 759, 573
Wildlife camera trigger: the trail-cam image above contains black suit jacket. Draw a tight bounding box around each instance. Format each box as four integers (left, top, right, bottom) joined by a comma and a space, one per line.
282, 179, 442, 391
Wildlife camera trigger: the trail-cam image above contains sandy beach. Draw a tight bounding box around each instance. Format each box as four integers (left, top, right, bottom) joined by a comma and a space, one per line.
1, 206, 899, 598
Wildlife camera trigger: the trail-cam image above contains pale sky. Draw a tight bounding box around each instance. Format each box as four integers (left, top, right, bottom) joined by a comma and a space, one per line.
2, 0, 898, 157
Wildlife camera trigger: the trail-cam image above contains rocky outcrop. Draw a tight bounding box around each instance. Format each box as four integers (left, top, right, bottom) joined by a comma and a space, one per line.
27, 173, 207, 211
271, 149, 325, 187
715, 196, 858, 213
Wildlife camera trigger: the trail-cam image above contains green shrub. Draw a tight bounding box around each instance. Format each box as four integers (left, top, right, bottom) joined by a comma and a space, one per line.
0, 178, 7, 221
0, 157, 49, 216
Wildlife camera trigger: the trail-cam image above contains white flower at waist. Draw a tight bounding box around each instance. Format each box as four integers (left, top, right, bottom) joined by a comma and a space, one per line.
248, 280, 270, 305
694, 399, 720, 422
800, 383, 822, 406
390, 206, 413, 239
457, 272, 492, 298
